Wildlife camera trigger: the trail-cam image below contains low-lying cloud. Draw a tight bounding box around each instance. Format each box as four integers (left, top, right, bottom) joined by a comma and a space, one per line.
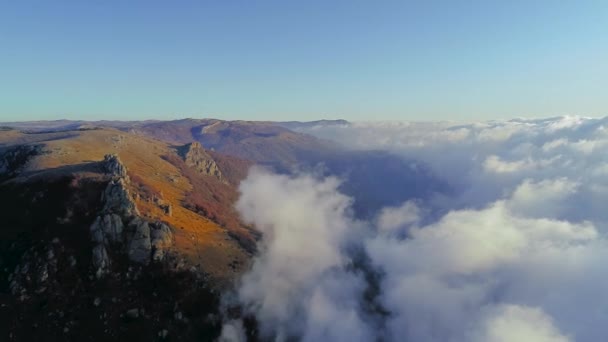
225, 169, 372, 341
223, 116, 608, 342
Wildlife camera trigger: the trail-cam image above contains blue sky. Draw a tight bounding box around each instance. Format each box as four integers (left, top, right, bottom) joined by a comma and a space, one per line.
1, 1, 607, 122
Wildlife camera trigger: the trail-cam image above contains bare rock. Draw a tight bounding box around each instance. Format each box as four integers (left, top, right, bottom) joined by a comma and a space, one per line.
92, 244, 110, 278
0, 144, 44, 177
90, 218, 105, 244
127, 219, 152, 264
88, 154, 177, 272
104, 214, 124, 242
90, 214, 124, 244
89, 230, 112, 278
102, 154, 128, 179
178, 142, 226, 183
151, 222, 173, 262
102, 178, 139, 217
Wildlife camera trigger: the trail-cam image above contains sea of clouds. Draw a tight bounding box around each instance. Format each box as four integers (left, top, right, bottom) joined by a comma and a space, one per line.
221, 116, 608, 342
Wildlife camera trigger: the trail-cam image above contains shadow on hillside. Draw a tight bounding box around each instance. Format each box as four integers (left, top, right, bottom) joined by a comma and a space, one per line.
17, 161, 104, 181
291, 150, 453, 218
22, 132, 80, 140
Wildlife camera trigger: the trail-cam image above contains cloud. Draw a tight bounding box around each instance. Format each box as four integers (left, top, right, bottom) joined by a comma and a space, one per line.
366, 194, 599, 341
507, 178, 579, 219
469, 305, 571, 342
224, 116, 608, 342
230, 168, 373, 341
376, 201, 421, 233
295, 116, 608, 216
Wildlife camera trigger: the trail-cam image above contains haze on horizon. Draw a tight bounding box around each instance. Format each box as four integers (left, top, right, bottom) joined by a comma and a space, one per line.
1, 1, 607, 122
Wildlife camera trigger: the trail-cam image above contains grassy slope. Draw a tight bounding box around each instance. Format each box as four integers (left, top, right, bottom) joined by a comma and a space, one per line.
0, 128, 250, 283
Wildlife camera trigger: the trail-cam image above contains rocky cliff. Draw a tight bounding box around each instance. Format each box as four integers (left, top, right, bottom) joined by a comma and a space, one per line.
90, 154, 174, 278
0, 144, 44, 180
177, 142, 226, 183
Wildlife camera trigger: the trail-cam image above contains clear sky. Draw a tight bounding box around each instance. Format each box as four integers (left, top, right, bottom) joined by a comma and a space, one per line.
1, 0, 607, 122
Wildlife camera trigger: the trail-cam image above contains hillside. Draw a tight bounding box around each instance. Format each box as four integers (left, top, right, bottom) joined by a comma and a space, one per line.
128, 119, 340, 172
0, 127, 255, 340
1, 119, 450, 217
0, 119, 453, 341
2, 119, 342, 172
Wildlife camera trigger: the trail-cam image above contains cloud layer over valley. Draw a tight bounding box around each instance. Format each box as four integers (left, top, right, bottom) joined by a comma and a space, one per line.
223, 116, 608, 342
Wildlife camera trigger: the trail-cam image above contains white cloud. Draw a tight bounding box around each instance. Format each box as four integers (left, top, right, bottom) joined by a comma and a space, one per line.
508, 178, 579, 218
469, 305, 571, 342
483, 155, 537, 173
376, 201, 421, 233
226, 116, 608, 342
542, 138, 568, 151
366, 194, 600, 341
230, 168, 372, 341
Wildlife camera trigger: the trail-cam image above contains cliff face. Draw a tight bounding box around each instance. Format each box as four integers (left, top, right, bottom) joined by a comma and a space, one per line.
0, 144, 44, 180
90, 154, 174, 278
177, 142, 226, 183
7, 154, 177, 291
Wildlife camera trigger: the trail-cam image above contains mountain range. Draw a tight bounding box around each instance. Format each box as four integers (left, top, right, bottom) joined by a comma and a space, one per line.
0, 119, 447, 341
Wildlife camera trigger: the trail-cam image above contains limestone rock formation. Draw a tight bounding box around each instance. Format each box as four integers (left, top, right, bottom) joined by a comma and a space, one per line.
0, 144, 44, 178
90, 154, 174, 274
102, 178, 139, 217
92, 244, 111, 278
151, 222, 173, 262
127, 219, 152, 264
90, 214, 124, 244
125, 219, 174, 264
178, 142, 226, 183
103, 153, 128, 179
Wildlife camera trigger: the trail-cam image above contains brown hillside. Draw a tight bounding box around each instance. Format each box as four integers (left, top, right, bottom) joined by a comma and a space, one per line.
128, 119, 339, 171
0, 127, 253, 283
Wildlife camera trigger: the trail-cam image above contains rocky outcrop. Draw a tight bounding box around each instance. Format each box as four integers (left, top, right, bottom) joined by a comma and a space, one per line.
126, 218, 152, 264
102, 178, 139, 217
99, 154, 138, 217
8, 240, 68, 301
151, 222, 173, 262
0, 144, 44, 178
90, 154, 174, 276
125, 219, 174, 264
178, 142, 226, 183
91, 244, 111, 278
90, 214, 124, 244
103, 153, 129, 179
